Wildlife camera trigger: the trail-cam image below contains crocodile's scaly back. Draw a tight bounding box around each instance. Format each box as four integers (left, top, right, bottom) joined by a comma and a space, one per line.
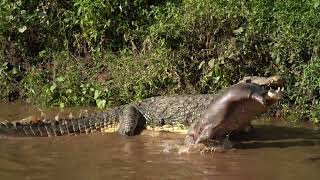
0, 106, 125, 137
134, 94, 217, 126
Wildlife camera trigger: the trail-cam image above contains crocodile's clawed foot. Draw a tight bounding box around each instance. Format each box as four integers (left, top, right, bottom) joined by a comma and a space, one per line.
117, 106, 146, 136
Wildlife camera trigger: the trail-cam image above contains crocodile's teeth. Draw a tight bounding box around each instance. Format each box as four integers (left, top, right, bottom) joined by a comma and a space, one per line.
281, 87, 284, 91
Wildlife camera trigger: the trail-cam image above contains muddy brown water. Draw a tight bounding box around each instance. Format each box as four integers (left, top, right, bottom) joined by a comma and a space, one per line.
0, 103, 320, 180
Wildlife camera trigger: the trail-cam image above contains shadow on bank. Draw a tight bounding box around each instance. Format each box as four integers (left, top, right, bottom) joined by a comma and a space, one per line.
234, 125, 320, 149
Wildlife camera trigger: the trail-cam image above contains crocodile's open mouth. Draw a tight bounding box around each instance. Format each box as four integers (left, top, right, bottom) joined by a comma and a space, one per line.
255, 75, 285, 106
242, 75, 285, 104
264, 87, 285, 106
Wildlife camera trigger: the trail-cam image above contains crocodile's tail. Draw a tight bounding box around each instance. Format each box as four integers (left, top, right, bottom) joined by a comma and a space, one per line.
0, 108, 122, 137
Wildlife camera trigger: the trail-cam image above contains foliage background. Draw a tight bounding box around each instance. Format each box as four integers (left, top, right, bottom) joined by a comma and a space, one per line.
0, 0, 319, 123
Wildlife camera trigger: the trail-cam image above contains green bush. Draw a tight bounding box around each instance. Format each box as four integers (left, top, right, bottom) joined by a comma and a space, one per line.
283, 56, 320, 123
0, 0, 319, 123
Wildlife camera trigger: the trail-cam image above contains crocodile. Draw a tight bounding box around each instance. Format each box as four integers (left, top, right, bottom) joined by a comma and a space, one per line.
0, 76, 285, 138
184, 82, 284, 146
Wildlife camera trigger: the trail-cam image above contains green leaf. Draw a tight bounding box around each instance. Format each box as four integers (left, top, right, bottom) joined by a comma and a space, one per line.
94, 89, 101, 99
50, 83, 56, 93
38, 50, 46, 58
96, 99, 106, 109
57, 76, 65, 82
59, 103, 65, 108
233, 27, 244, 35
314, 0, 319, 8
12, 67, 18, 75
208, 59, 215, 68
66, 89, 72, 94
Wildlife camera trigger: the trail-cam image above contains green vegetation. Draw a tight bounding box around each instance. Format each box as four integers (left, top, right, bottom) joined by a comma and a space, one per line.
0, 0, 319, 123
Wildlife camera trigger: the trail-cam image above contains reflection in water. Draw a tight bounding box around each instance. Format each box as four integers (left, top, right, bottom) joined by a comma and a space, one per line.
0, 130, 319, 180
0, 103, 319, 180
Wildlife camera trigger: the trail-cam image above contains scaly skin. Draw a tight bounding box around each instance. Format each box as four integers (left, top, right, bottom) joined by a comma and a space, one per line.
238, 75, 285, 88
0, 76, 285, 137
0, 95, 217, 137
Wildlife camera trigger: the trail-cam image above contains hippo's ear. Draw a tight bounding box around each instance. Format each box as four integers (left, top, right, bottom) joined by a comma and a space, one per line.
245, 79, 251, 83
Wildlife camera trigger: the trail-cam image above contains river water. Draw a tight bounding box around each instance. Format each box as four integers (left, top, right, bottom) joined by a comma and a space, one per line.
0, 103, 319, 180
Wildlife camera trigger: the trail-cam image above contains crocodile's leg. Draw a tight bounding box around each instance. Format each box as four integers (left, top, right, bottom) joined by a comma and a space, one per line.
117, 105, 146, 136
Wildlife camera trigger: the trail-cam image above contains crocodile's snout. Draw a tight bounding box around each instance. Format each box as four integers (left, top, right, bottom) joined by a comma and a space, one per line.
270, 75, 286, 88
264, 87, 284, 106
